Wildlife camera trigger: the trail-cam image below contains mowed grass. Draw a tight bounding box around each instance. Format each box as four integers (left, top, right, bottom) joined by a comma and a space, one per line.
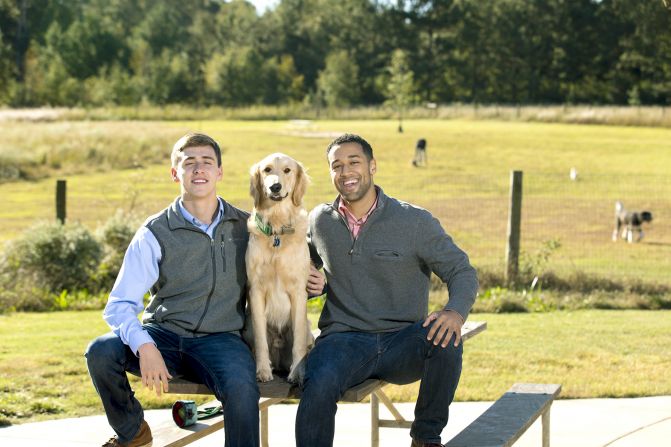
0, 311, 215, 426
1, 119, 671, 282
1, 309, 670, 426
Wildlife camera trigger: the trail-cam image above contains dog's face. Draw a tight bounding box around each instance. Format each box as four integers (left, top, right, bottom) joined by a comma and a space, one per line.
250, 153, 308, 208
640, 211, 653, 223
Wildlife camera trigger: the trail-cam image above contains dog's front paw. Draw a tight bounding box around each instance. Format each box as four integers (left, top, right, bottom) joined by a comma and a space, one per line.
256, 364, 274, 382
287, 358, 307, 385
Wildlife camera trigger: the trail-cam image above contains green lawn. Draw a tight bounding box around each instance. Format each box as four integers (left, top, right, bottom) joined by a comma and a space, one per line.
2, 119, 671, 282
1, 309, 670, 426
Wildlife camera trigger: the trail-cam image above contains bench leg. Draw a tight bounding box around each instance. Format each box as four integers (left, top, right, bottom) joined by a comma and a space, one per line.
542, 406, 551, 447
258, 398, 282, 447
371, 392, 380, 447
376, 388, 407, 423
261, 406, 269, 447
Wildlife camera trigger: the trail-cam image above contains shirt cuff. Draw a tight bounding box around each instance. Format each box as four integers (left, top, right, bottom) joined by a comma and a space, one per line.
129, 329, 155, 357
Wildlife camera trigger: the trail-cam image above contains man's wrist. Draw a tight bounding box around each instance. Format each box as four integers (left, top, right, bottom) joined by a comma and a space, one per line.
137, 341, 156, 357
443, 309, 464, 324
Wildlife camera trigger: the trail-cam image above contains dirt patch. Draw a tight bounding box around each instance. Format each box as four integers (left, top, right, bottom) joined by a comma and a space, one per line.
0, 108, 64, 122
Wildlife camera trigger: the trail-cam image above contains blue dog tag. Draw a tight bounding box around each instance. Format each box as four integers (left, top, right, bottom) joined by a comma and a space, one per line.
273, 236, 280, 247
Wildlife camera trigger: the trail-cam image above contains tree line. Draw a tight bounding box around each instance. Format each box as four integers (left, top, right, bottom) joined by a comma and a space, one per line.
0, 0, 669, 108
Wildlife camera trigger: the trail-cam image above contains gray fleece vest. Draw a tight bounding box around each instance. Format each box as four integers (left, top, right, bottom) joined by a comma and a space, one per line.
142, 198, 249, 337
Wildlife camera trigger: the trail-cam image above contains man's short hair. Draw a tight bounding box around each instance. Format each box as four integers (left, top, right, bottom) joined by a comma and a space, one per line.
171, 133, 222, 167
326, 133, 374, 161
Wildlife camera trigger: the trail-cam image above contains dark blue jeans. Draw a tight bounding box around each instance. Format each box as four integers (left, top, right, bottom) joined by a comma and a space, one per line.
295, 321, 463, 446
85, 324, 260, 447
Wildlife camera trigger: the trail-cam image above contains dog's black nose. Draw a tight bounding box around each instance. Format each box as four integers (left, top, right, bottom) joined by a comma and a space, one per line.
270, 183, 282, 193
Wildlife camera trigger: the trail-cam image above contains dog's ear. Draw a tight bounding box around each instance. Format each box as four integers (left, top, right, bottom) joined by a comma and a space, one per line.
291, 161, 310, 207
250, 163, 264, 208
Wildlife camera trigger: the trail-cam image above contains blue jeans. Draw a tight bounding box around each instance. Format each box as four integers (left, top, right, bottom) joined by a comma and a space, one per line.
295, 321, 463, 446
85, 324, 260, 447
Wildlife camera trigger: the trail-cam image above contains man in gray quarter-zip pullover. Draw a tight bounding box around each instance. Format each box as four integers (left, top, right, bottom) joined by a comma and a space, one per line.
295, 133, 478, 447
86, 133, 259, 447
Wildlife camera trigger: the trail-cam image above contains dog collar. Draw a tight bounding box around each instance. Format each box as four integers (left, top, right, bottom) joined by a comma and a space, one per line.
255, 213, 296, 237
255, 213, 273, 236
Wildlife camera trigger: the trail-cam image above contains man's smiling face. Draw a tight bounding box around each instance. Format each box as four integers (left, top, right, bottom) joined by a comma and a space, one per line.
328, 142, 376, 204
171, 145, 223, 199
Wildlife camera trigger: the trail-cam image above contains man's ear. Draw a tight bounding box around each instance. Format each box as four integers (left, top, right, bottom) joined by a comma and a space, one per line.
369, 159, 377, 175
171, 167, 180, 183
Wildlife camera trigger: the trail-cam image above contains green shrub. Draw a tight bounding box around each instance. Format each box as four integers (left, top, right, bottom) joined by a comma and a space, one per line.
95, 211, 139, 290
52, 289, 108, 311
1, 221, 102, 293
0, 214, 142, 312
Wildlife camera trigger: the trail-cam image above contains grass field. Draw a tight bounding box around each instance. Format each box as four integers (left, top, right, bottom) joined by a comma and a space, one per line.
1, 309, 669, 426
1, 118, 670, 283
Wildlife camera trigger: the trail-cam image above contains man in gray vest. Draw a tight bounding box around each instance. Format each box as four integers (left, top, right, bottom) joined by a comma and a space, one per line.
296, 134, 478, 447
86, 133, 259, 447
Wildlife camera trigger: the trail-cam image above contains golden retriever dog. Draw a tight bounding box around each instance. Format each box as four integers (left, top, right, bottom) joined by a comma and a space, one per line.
243, 153, 313, 383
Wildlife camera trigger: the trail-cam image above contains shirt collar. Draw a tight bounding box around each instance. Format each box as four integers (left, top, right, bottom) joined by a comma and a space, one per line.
178, 198, 224, 230
337, 189, 379, 222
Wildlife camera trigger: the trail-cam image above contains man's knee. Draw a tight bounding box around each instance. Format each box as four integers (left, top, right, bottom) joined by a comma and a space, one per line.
429, 334, 463, 358
302, 367, 346, 402
415, 323, 463, 354
85, 334, 125, 373
221, 377, 260, 414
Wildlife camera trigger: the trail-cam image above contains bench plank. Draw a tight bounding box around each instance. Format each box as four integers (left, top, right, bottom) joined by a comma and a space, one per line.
168, 320, 487, 400
168, 375, 301, 398
444, 383, 561, 447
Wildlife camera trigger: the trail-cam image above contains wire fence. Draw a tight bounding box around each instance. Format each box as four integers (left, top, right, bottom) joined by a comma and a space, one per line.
305, 171, 671, 286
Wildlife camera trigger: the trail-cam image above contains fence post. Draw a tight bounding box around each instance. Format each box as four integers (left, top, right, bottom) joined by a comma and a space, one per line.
56, 179, 66, 224
505, 170, 523, 284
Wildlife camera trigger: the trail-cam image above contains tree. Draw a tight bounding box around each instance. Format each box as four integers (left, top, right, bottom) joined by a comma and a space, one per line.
205, 47, 266, 106
263, 55, 305, 104
53, 14, 128, 80
317, 50, 360, 107
385, 49, 415, 132
145, 50, 202, 104
609, 0, 671, 104
0, 29, 14, 103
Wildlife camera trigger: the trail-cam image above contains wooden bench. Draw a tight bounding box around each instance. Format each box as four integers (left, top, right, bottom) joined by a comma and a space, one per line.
444, 383, 562, 447
155, 320, 487, 447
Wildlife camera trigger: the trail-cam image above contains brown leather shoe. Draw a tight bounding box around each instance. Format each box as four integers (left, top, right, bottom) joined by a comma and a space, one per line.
102, 420, 152, 447
410, 439, 444, 447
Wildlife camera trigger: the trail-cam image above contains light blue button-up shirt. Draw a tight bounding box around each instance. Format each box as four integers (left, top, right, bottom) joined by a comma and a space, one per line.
103, 199, 225, 355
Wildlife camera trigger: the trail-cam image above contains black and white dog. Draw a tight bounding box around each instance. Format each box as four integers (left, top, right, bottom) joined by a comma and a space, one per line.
612, 201, 653, 243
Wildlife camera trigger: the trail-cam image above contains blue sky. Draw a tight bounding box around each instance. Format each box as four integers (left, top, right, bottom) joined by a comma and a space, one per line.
248, 0, 279, 14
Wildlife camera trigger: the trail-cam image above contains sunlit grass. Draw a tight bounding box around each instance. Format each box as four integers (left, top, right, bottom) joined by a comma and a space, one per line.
2, 118, 670, 281
0, 311, 214, 427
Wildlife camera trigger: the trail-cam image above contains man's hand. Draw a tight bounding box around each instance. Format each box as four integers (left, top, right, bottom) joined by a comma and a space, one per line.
138, 343, 173, 397
306, 264, 326, 296
423, 310, 464, 348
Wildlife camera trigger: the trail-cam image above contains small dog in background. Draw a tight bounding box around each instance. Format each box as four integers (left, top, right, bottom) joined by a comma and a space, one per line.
612, 201, 653, 243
